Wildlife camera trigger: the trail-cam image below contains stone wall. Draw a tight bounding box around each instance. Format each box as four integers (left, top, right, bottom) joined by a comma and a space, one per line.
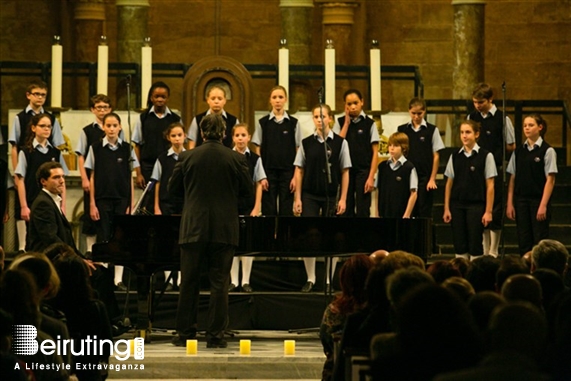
0, 0, 569, 143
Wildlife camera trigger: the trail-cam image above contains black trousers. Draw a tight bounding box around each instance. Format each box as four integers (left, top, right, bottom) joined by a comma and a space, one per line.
176, 242, 235, 340
301, 193, 337, 217
414, 177, 434, 218
450, 202, 485, 256
515, 197, 550, 255
344, 168, 371, 217
94, 198, 130, 242
262, 168, 294, 216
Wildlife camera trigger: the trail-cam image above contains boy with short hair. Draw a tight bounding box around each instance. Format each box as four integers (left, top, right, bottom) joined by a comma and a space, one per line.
376, 132, 418, 218
468, 83, 516, 257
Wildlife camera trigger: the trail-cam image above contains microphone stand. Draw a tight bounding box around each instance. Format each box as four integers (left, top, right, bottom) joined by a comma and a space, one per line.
499, 82, 507, 259
126, 74, 134, 216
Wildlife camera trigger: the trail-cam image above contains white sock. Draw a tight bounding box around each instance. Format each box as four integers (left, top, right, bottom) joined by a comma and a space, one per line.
240, 257, 253, 285
325, 257, 339, 284
303, 258, 316, 284
17, 220, 27, 251
230, 257, 240, 286
489, 230, 501, 258
482, 230, 491, 256
177, 271, 181, 286
114, 265, 124, 285
85, 235, 97, 252
455, 254, 470, 260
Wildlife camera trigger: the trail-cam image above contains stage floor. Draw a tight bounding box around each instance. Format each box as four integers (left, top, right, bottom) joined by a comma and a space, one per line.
108, 330, 324, 380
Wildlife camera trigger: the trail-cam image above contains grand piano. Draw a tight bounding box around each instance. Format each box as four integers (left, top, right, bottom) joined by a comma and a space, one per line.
92, 215, 431, 334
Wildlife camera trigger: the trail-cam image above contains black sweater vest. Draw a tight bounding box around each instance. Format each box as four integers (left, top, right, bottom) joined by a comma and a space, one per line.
398, 123, 437, 179
259, 115, 297, 170
23, 146, 61, 205
514, 142, 550, 199
378, 160, 415, 218
469, 110, 504, 166
450, 148, 490, 204
92, 142, 132, 200
195, 111, 236, 148
139, 111, 181, 163
337, 115, 375, 170
302, 134, 343, 197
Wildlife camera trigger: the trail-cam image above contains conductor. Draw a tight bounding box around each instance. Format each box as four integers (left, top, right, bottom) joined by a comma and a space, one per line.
169, 113, 253, 348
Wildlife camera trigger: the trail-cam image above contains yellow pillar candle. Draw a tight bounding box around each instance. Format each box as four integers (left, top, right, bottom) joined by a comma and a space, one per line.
186, 339, 198, 355
284, 340, 295, 356
239, 339, 251, 355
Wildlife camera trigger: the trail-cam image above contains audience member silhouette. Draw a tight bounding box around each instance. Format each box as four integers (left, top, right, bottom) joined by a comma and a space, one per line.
501, 274, 543, 309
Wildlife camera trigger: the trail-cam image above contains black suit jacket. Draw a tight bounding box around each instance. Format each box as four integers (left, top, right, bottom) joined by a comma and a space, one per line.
168, 140, 253, 246
27, 190, 78, 253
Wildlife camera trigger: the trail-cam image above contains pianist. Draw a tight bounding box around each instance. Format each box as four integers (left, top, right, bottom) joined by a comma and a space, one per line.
169, 113, 253, 349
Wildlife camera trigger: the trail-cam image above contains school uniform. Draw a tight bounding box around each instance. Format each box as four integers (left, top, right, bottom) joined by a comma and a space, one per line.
376, 156, 418, 218
507, 137, 558, 254
187, 110, 238, 148
84, 137, 140, 242
15, 139, 69, 217
75, 122, 126, 236
444, 144, 497, 256
397, 120, 445, 218
333, 111, 380, 217
132, 106, 181, 181
468, 105, 515, 230
294, 130, 352, 216
9, 106, 65, 150
253, 111, 301, 216
150, 147, 186, 215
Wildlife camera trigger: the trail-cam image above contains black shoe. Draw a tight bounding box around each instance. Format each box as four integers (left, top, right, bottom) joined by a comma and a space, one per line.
172, 332, 197, 347
301, 281, 314, 293
165, 283, 174, 292
228, 283, 237, 292
325, 284, 335, 294
173, 284, 180, 291
116, 282, 127, 291
206, 337, 227, 348
112, 320, 131, 337
242, 283, 253, 293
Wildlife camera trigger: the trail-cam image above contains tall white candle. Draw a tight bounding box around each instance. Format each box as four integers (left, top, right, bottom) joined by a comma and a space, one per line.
141, 40, 152, 109
51, 38, 63, 108
370, 45, 381, 111
278, 45, 289, 110
325, 43, 335, 108
97, 38, 108, 95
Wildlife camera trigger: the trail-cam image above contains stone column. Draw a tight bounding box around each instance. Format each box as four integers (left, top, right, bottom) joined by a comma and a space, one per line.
116, 0, 150, 109
74, 0, 106, 108
316, 0, 358, 111
452, 0, 486, 100
280, 0, 314, 112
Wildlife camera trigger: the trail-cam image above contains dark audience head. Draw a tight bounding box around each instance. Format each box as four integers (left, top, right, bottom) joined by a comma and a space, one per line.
52, 253, 94, 307
369, 249, 389, 264
0, 308, 13, 353
386, 266, 434, 309
532, 268, 565, 312
10, 253, 61, 300
442, 276, 475, 302
332, 254, 373, 315
522, 250, 533, 271
427, 260, 461, 284
396, 284, 481, 377
465, 255, 500, 292
449, 257, 471, 278
0, 269, 40, 326
199, 113, 226, 141
532, 239, 569, 277
488, 302, 547, 361
501, 274, 543, 309
495, 255, 529, 292
468, 291, 506, 332
43, 242, 78, 262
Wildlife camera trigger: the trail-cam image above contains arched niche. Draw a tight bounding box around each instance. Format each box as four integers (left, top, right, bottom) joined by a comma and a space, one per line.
182, 56, 254, 130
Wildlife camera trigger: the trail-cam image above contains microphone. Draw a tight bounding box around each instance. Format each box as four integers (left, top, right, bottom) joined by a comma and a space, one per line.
317, 86, 324, 104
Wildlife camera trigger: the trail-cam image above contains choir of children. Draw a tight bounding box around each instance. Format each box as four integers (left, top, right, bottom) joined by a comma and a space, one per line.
4, 80, 560, 292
